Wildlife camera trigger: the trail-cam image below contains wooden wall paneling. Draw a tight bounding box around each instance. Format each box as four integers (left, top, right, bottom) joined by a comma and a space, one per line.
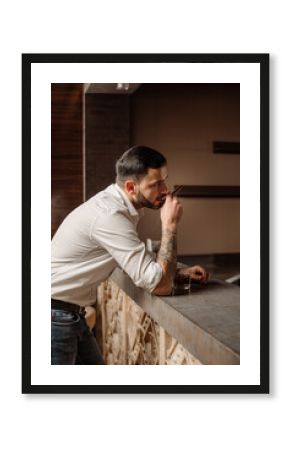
51, 83, 84, 237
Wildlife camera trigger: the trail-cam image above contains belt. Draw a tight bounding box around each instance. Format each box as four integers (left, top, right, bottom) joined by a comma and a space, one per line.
51, 299, 85, 314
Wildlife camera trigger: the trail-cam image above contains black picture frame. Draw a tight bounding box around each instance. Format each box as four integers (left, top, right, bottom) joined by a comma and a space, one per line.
22, 53, 269, 394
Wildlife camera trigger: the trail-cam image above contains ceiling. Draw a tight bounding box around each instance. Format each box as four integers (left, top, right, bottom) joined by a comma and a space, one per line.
84, 83, 142, 94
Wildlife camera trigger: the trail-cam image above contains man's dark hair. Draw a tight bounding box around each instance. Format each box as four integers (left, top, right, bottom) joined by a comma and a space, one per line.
116, 145, 167, 185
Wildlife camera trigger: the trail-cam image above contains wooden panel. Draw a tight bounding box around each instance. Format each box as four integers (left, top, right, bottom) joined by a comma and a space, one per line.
96, 280, 201, 365
85, 94, 130, 200
51, 83, 83, 237
174, 185, 240, 197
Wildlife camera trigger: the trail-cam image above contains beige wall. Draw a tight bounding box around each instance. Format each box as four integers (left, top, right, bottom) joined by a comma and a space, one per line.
131, 84, 240, 255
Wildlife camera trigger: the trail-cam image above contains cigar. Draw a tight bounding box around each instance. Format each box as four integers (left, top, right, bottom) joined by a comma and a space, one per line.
159, 185, 184, 203
171, 185, 183, 196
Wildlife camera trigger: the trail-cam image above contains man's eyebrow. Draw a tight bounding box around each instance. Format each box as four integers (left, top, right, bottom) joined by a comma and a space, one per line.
150, 175, 169, 184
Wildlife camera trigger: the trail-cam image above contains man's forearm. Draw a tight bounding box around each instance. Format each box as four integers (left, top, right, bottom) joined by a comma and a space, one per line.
153, 228, 177, 294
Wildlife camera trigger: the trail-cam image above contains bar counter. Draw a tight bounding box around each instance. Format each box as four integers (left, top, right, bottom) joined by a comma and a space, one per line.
109, 267, 240, 365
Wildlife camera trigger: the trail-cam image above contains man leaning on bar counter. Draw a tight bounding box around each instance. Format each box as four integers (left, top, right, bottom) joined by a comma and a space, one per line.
51, 145, 209, 365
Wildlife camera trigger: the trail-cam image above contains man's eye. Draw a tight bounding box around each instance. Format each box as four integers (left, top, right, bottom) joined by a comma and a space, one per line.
151, 181, 163, 188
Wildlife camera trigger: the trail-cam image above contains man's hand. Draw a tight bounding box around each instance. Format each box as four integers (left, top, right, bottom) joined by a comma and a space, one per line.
176, 265, 209, 284
160, 194, 183, 232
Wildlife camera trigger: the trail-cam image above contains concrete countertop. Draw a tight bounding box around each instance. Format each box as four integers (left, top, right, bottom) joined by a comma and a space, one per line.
110, 268, 240, 365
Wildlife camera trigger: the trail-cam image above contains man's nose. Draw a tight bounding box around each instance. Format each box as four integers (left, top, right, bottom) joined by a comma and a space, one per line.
160, 183, 168, 194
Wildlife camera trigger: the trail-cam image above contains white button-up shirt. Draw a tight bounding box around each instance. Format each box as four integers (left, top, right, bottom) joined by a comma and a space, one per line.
51, 183, 163, 306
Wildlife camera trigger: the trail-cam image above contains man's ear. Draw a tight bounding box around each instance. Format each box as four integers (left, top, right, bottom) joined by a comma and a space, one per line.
123, 179, 136, 195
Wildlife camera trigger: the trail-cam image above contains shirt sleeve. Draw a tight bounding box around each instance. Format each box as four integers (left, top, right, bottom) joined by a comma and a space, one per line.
91, 211, 163, 293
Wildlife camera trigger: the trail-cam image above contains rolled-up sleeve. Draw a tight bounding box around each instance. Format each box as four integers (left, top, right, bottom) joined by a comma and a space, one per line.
91, 211, 163, 293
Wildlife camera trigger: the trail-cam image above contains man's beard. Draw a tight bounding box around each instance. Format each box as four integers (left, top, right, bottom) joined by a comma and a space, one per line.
135, 189, 166, 210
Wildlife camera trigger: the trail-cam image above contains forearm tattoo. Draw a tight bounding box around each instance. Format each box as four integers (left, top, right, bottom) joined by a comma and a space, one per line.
157, 229, 177, 281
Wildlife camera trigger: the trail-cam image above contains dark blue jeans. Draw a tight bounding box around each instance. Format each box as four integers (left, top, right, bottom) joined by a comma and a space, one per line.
51, 308, 104, 365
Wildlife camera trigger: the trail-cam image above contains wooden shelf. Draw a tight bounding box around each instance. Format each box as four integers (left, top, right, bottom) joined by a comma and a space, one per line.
175, 185, 240, 198
213, 141, 240, 154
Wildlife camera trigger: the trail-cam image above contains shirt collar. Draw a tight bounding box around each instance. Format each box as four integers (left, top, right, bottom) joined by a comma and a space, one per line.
113, 183, 144, 219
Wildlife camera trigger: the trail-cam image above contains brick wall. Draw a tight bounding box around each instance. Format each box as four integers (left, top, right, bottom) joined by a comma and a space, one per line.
85, 94, 130, 200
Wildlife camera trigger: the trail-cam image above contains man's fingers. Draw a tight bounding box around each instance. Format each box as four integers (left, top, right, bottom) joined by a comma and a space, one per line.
201, 271, 209, 284
191, 269, 209, 284
190, 273, 202, 281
